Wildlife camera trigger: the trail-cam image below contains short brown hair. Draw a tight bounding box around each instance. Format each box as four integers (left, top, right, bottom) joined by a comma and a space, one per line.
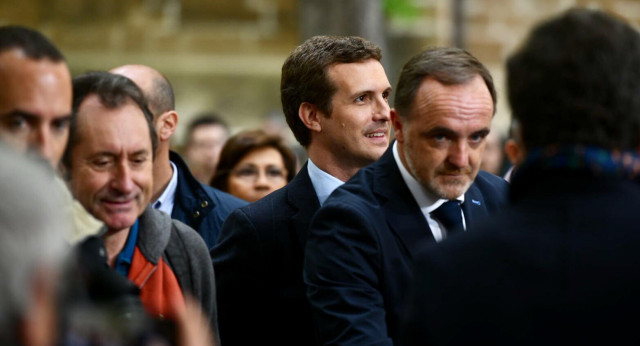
63, 71, 158, 171
210, 130, 297, 191
281, 35, 382, 147
394, 47, 496, 120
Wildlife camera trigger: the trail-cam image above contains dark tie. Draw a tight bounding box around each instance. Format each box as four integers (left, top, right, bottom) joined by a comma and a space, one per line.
431, 200, 464, 236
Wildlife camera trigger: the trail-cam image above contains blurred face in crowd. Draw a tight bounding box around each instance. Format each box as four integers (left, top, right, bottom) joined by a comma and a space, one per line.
0, 49, 72, 168
185, 124, 229, 177
480, 130, 504, 175
393, 75, 494, 200
68, 95, 153, 233
317, 59, 392, 169
227, 146, 288, 202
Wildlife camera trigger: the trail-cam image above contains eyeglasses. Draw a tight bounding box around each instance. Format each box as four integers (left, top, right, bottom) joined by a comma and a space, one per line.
231, 166, 287, 183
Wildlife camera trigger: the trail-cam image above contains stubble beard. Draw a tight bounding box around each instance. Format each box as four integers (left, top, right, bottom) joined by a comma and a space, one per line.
404, 147, 473, 200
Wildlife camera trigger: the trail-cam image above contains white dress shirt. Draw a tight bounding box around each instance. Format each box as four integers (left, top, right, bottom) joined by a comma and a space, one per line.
392, 142, 465, 242
307, 159, 345, 206
152, 161, 179, 216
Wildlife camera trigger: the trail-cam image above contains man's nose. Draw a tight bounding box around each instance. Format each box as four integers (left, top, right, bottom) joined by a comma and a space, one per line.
111, 162, 135, 194
30, 127, 56, 167
372, 95, 391, 122
447, 141, 469, 168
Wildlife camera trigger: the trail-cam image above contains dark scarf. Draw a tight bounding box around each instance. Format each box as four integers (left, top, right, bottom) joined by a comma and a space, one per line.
510, 145, 640, 199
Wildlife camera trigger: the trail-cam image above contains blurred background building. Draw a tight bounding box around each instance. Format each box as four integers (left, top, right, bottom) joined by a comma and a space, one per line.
2, 0, 638, 147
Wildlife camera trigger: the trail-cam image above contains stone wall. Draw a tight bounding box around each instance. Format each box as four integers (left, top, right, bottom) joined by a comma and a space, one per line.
1, 0, 638, 143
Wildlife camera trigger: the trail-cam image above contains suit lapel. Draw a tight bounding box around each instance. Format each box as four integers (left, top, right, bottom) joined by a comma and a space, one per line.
287, 163, 321, 249
462, 182, 489, 228
374, 148, 435, 260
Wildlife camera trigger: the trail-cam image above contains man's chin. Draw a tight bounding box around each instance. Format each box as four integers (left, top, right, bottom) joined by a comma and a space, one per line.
105, 220, 136, 233
429, 180, 472, 200
362, 146, 388, 163
98, 211, 140, 233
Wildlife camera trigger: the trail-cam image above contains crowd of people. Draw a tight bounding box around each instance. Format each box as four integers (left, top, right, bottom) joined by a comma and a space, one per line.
0, 6, 639, 346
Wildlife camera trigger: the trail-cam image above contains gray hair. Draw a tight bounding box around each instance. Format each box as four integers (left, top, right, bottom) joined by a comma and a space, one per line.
0, 144, 69, 327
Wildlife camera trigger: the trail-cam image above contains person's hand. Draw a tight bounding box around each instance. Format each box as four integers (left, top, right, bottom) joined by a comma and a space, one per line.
173, 294, 216, 346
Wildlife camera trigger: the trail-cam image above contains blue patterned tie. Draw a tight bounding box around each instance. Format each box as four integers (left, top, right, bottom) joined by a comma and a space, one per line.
431, 200, 464, 236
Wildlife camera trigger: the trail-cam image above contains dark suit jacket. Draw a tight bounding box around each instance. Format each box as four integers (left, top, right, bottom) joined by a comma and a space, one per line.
399, 167, 640, 346
170, 151, 247, 250
212, 163, 321, 345
303, 147, 509, 345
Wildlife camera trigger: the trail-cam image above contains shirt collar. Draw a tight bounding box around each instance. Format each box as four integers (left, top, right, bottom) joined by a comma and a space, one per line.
152, 161, 178, 215
307, 159, 345, 206
392, 141, 464, 213
114, 219, 139, 277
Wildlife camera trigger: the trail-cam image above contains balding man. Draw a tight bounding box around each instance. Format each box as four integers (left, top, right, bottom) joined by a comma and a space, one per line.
110, 64, 246, 250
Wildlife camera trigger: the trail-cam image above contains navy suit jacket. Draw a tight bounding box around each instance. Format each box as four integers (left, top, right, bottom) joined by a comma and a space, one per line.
303, 146, 509, 345
212, 163, 321, 345
399, 166, 640, 346
170, 151, 247, 250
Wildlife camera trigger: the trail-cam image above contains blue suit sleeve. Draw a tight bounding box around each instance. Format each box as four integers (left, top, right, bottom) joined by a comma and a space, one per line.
304, 201, 393, 346
211, 207, 264, 345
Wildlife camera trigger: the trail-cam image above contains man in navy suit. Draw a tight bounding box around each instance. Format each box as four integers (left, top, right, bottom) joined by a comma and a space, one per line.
399, 8, 640, 346
303, 47, 510, 345
111, 65, 246, 250
211, 36, 393, 345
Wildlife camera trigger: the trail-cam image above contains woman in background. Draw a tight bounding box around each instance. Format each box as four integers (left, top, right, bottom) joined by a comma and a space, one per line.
211, 129, 296, 202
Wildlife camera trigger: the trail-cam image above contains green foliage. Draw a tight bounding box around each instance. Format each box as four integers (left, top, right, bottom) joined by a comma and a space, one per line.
383, 0, 420, 20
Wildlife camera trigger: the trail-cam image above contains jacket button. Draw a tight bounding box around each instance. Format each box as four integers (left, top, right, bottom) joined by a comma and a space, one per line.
201, 200, 209, 208
193, 210, 200, 218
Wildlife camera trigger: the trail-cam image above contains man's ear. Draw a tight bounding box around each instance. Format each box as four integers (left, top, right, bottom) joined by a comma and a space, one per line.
391, 109, 405, 143
156, 110, 178, 142
299, 102, 322, 133
504, 138, 527, 165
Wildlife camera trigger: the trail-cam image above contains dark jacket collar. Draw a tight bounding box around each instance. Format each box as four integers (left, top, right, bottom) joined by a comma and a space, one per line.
169, 151, 215, 230
287, 162, 321, 249
372, 144, 492, 259
136, 205, 172, 264
372, 146, 434, 260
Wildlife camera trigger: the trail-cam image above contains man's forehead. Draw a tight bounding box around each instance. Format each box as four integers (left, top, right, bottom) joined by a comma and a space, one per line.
415, 76, 492, 108
327, 59, 389, 92
77, 94, 140, 118
75, 95, 151, 149
0, 50, 71, 116
0, 48, 67, 75
328, 59, 382, 78
76, 94, 143, 131
0, 48, 29, 66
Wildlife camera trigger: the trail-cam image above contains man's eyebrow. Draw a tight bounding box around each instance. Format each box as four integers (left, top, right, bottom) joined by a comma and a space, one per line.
131, 149, 151, 156
424, 126, 458, 137
349, 86, 393, 98
0, 110, 73, 121
53, 113, 73, 121
0, 110, 39, 121
471, 128, 491, 137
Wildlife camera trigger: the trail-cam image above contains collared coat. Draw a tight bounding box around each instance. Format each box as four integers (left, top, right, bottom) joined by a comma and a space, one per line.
170, 151, 247, 250
303, 146, 509, 345
212, 162, 321, 345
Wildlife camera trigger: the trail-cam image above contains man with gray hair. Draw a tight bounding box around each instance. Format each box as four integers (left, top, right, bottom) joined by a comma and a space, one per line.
0, 144, 68, 345
110, 64, 246, 251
